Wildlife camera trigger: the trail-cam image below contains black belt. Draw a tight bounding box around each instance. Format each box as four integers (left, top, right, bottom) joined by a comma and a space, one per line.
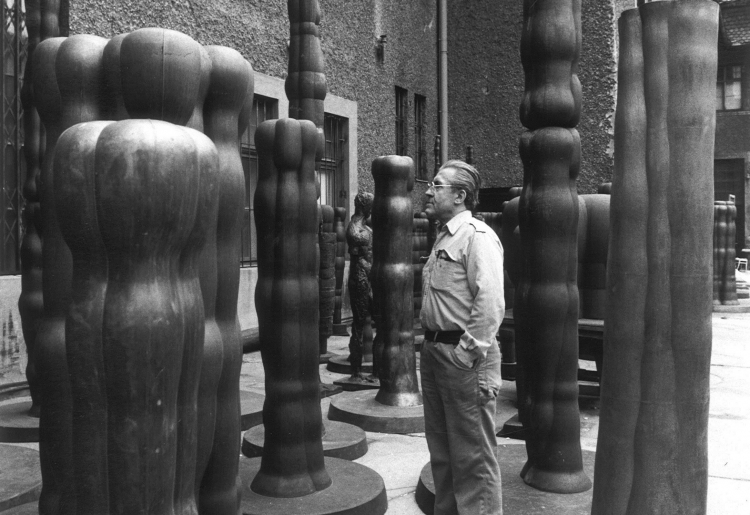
424, 329, 464, 345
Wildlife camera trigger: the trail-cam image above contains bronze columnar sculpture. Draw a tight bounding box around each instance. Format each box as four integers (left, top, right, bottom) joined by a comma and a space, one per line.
95, 120, 205, 514
319, 205, 337, 359
345, 192, 376, 383
412, 213, 430, 316
198, 45, 253, 514
332, 207, 348, 334
35, 34, 112, 514
17, 0, 44, 421
371, 156, 421, 407
713, 201, 739, 306
252, 117, 331, 497
515, 0, 591, 493
592, 2, 719, 513
578, 195, 610, 320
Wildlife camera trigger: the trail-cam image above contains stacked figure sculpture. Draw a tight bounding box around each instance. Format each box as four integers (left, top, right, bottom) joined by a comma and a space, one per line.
371, 156, 422, 408
21, 26, 253, 515
515, 0, 591, 493
713, 200, 739, 306
592, 2, 719, 513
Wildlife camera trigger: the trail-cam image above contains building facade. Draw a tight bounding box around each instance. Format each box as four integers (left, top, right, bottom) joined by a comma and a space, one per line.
2, 0, 625, 383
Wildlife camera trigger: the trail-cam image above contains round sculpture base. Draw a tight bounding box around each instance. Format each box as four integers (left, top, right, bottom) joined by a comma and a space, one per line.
1, 502, 38, 514
713, 300, 750, 313
0, 400, 39, 443
497, 412, 527, 440
320, 382, 344, 398
332, 323, 349, 336
328, 390, 424, 434
0, 444, 42, 511
333, 376, 379, 392
240, 390, 265, 431
326, 355, 373, 374
319, 352, 338, 364
242, 420, 368, 461
415, 444, 595, 515
239, 456, 387, 515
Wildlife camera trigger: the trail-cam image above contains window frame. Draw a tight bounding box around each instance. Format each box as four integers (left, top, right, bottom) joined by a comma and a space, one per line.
716, 64, 743, 112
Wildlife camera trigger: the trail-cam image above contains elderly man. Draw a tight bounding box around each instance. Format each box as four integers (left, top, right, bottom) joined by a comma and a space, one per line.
420, 159, 505, 515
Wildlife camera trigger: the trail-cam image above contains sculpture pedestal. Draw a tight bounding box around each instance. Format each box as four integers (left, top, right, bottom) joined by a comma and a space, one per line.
497, 413, 527, 440
240, 390, 265, 431
415, 444, 596, 515
319, 352, 338, 364
0, 400, 38, 443
326, 355, 373, 374
242, 420, 368, 461
332, 323, 349, 336
333, 376, 380, 392
239, 456, 387, 515
0, 444, 42, 511
328, 390, 424, 434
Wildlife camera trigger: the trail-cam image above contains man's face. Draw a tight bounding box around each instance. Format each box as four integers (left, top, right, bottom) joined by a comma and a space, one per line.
424, 168, 460, 224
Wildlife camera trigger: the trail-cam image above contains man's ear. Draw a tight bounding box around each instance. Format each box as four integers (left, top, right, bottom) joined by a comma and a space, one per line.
455, 189, 467, 204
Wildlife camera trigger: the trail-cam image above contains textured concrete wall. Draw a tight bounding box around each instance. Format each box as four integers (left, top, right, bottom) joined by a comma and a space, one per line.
447, 0, 616, 193
69, 0, 438, 211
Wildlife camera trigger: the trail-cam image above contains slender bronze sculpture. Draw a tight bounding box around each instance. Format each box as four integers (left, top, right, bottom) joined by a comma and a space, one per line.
592, 2, 719, 513
17, 0, 43, 421
515, 0, 590, 493
579, 195, 610, 320
713, 201, 739, 306
371, 156, 421, 407
319, 205, 337, 360
199, 45, 253, 514
332, 207, 348, 335
251, 118, 330, 497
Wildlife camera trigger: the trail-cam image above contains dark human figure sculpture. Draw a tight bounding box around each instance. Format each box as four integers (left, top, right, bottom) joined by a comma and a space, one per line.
95, 119, 203, 515
713, 201, 739, 305
592, 2, 719, 513
199, 45, 253, 514
515, 0, 590, 494
345, 192, 377, 385
252, 117, 331, 498
371, 156, 422, 407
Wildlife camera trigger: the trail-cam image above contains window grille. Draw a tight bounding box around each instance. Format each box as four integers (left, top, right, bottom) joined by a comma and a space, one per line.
395, 86, 408, 156
414, 94, 427, 180
239, 95, 278, 267
1, 0, 26, 276
320, 113, 346, 211
716, 64, 742, 111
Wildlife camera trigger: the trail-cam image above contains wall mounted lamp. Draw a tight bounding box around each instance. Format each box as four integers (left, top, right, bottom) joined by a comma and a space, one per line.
377, 35, 387, 63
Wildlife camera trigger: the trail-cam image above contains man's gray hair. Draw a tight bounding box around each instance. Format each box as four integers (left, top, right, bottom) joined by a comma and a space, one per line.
439, 159, 481, 210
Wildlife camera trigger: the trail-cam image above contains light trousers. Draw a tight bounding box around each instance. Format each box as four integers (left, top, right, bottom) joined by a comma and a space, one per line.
420, 339, 503, 515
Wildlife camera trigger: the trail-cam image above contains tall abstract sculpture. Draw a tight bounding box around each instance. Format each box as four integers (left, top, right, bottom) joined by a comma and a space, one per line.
17, 0, 45, 421
332, 207, 348, 335
252, 118, 329, 498
245, 116, 386, 515
319, 205, 337, 359
371, 156, 421, 407
713, 201, 739, 306
592, 2, 719, 513
199, 45, 253, 514
515, 0, 591, 493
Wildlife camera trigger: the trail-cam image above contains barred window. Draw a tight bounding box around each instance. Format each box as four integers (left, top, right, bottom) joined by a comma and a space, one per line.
239, 95, 278, 267
716, 64, 742, 111
1, 0, 26, 275
414, 94, 427, 180
395, 86, 408, 156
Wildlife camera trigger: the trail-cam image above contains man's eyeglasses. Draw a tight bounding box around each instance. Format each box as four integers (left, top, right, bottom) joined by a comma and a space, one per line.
426, 181, 455, 191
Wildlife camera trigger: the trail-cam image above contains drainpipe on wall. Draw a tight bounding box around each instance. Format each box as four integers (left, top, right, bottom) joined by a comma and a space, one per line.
437, 0, 448, 166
